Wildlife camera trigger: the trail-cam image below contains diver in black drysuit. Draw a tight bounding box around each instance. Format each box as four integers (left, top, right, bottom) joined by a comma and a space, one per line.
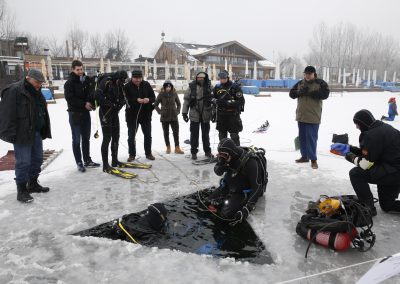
95, 71, 127, 171
208, 138, 267, 225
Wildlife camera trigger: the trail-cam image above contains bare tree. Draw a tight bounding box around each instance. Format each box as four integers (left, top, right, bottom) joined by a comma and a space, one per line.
306, 22, 400, 81
89, 33, 104, 58
23, 33, 46, 55
0, 0, 17, 55
103, 29, 134, 61
0, 0, 4, 21
47, 35, 65, 57
0, 0, 16, 39
68, 24, 88, 59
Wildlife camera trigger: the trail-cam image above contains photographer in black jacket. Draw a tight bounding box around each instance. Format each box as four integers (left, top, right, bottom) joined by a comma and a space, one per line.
331, 109, 400, 215
64, 60, 100, 172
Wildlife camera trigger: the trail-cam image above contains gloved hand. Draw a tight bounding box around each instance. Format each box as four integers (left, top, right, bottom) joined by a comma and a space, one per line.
182, 113, 189, 123
227, 100, 235, 106
209, 198, 221, 206
347, 155, 373, 170
298, 86, 309, 96
330, 143, 350, 156
357, 158, 374, 170
229, 206, 250, 226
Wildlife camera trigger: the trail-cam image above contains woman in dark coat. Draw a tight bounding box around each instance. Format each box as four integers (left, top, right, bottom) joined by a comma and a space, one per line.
154, 81, 184, 154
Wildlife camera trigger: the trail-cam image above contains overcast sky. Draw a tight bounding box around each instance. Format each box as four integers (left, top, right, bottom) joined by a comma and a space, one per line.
8, 0, 400, 61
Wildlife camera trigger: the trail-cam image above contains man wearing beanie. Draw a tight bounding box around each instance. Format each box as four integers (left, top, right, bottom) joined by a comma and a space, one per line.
0, 69, 52, 203
207, 138, 268, 226
124, 69, 156, 161
331, 109, 400, 215
182, 71, 213, 160
289, 66, 330, 169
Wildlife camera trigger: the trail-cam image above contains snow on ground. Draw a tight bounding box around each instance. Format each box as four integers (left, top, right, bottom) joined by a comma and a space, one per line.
1, 90, 400, 283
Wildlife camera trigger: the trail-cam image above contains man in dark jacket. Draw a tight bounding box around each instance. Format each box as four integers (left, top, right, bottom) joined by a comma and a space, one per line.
182, 71, 213, 160
212, 70, 245, 146
289, 66, 330, 169
331, 109, 400, 215
95, 70, 127, 172
0, 70, 52, 203
207, 138, 268, 226
64, 60, 100, 172
124, 70, 156, 161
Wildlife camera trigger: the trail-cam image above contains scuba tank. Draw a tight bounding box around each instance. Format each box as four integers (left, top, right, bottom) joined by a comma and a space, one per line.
296, 194, 376, 258
296, 223, 357, 251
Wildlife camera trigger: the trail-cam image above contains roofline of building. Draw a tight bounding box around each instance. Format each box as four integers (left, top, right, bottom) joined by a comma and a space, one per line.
197, 40, 266, 60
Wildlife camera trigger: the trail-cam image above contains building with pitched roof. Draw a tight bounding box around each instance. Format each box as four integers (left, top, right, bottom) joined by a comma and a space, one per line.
154, 40, 275, 79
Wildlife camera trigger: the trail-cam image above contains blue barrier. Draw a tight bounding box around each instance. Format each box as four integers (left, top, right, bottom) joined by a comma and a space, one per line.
264, 80, 284, 88
240, 79, 299, 89
241, 86, 260, 95
284, 79, 300, 89
382, 85, 400, 91
381, 82, 397, 87
41, 88, 54, 100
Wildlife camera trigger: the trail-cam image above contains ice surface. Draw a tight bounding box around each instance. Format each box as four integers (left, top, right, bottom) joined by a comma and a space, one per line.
1, 91, 400, 283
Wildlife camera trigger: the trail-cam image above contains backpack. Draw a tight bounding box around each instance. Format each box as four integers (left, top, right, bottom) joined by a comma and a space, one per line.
87, 72, 114, 101
236, 146, 268, 195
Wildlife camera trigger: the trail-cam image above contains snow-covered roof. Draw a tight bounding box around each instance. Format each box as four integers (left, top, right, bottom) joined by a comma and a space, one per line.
162, 41, 268, 63
185, 47, 214, 56
258, 60, 276, 68
170, 43, 215, 62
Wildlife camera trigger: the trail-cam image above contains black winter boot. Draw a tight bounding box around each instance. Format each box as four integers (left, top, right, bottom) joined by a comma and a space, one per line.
77, 162, 86, 172
103, 163, 113, 173
84, 160, 100, 168
27, 176, 50, 193
17, 183, 34, 203
111, 159, 124, 167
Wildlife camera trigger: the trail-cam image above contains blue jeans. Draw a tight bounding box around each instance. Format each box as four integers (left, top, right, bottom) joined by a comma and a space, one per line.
298, 122, 319, 161
69, 111, 91, 164
13, 132, 43, 184
386, 114, 395, 121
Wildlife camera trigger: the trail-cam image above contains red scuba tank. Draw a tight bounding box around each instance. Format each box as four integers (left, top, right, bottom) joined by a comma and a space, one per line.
296, 223, 357, 251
